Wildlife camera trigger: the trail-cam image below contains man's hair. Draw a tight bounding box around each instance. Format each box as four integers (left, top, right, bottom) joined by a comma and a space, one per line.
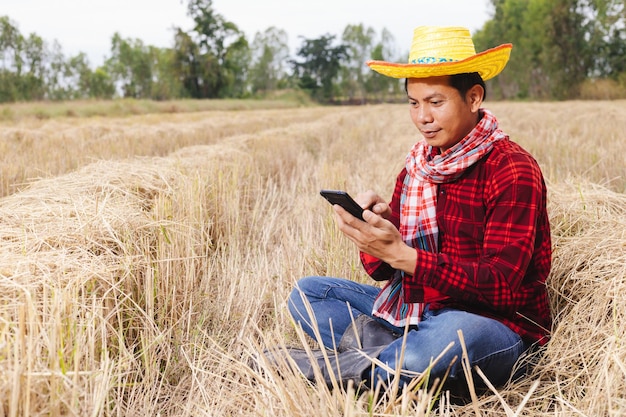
404, 73, 487, 101
449, 72, 486, 101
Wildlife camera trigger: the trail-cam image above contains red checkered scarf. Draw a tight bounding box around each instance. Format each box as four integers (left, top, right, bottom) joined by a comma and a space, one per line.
372, 109, 508, 327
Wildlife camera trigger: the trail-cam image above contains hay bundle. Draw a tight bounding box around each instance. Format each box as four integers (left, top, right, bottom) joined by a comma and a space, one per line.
0, 145, 250, 415
473, 180, 626, 415
538, 181, 625, 414
0, 158, 175, 414
0, 135, 624, 415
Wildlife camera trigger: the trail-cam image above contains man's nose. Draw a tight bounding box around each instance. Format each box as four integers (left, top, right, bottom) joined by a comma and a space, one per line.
417, 106, 433, 123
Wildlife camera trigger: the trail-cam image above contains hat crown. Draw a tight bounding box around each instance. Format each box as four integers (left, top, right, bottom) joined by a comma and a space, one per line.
409, 26, 477, 65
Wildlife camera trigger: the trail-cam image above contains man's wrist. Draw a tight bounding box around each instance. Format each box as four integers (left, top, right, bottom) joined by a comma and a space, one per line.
388, 244, 418, 275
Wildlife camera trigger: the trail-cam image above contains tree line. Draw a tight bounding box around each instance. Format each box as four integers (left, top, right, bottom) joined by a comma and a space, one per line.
1, 0, 624, 104
474, 0, 626, 99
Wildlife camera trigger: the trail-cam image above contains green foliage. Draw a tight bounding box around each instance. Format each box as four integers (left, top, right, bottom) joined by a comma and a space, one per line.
2, 0, 626, 103
586, 0, 626, 78
89, 67, 116, 99
340, 24, 376, 103
105, 33, 184, 100
220, 34, 250, 98
174, 0, 250, 99
172, 29, 199, 99
0, 16, 46, 101
363, 28, 405, 102
106, 33, 154, 98
0, 15, 117, 101
290, 34, 348, 102
475, 0, 626, 100
149, 48, 184, 101
474, 0, 552, 99
249, 27, 290, 95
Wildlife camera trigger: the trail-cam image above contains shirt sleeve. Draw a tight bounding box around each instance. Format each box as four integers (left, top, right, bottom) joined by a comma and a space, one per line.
408, 151, 548, 316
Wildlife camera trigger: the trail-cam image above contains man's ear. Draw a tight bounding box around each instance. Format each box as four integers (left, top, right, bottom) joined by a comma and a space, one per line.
467, 84, 484, 112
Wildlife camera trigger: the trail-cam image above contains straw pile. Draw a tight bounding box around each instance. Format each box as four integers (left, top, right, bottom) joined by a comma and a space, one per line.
0, 147, 244, 415
0, 103, 624, 416
470, 180, 626, 415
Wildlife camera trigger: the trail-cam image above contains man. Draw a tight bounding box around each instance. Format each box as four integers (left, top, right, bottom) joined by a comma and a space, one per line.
283, 26, 552, 393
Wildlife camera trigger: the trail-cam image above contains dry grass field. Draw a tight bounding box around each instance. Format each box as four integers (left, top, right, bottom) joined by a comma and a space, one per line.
0, 99, 624, 416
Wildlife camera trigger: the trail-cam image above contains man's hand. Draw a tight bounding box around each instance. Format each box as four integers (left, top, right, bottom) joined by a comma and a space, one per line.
353, 190, 392, 220
333, 203, 417, 275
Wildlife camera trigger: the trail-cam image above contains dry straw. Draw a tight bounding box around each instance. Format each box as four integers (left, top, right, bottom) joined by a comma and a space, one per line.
0, 102, 624, 416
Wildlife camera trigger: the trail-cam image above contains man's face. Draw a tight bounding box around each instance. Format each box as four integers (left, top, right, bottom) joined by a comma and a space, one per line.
407, 76, 483, 152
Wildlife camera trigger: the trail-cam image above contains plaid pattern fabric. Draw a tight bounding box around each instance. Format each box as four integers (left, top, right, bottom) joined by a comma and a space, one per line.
372, 109, 506, 327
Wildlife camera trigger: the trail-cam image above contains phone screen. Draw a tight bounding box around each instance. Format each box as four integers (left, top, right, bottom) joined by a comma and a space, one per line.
319, 189, 365, 220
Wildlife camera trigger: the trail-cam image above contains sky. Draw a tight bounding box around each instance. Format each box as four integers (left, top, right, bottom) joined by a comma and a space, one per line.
3, 0, 493, 67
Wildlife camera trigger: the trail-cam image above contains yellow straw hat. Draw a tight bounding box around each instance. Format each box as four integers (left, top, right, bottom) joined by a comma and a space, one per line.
367, 26, 512, 81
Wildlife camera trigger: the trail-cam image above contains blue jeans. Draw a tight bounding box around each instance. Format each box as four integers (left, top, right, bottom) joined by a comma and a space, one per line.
288, 276, 530, 388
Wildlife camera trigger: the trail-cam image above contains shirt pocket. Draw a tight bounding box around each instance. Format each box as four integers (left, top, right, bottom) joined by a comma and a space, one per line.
438, 184, 486, 248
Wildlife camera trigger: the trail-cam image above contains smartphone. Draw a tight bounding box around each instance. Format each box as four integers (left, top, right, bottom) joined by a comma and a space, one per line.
319, 189, 365, 220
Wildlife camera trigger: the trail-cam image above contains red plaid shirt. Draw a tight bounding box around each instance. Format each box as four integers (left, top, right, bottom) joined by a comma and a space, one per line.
360, 139, 552, 345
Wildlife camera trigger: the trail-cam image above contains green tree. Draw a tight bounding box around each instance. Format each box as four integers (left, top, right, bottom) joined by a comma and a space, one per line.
248, 27, 290, 95
290, 34, 348, 102
220, 34, 250, 97
174, 0, 249, 98
106, 34, 179, 100
547, 0, 593, 98
42, 44, 115, 100
0, 16, 47, 101
0, 16, 22, 101
340, 24, 376, 103
66, 53, 116, 99
89, 67, 116, 99
473, 0, 553, 99
172, 28, 199, 98
150, 47, 184, 100
364, 28, 403, 102
106, 33, 154, 98
20, 32, 46, 100
584, 0, 626, 78
45, 40, 72, 100
476, 0, 626, 99
61, 52, 93, 99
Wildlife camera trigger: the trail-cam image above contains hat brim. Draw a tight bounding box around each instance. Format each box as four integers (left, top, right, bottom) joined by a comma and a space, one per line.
367, 43, 512, 81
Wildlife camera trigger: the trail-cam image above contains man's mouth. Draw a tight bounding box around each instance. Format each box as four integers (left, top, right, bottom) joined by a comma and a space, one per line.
420, 129, 439, 139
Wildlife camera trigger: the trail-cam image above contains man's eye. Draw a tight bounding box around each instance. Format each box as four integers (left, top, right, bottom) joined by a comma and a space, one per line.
431, 100, 441, 105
